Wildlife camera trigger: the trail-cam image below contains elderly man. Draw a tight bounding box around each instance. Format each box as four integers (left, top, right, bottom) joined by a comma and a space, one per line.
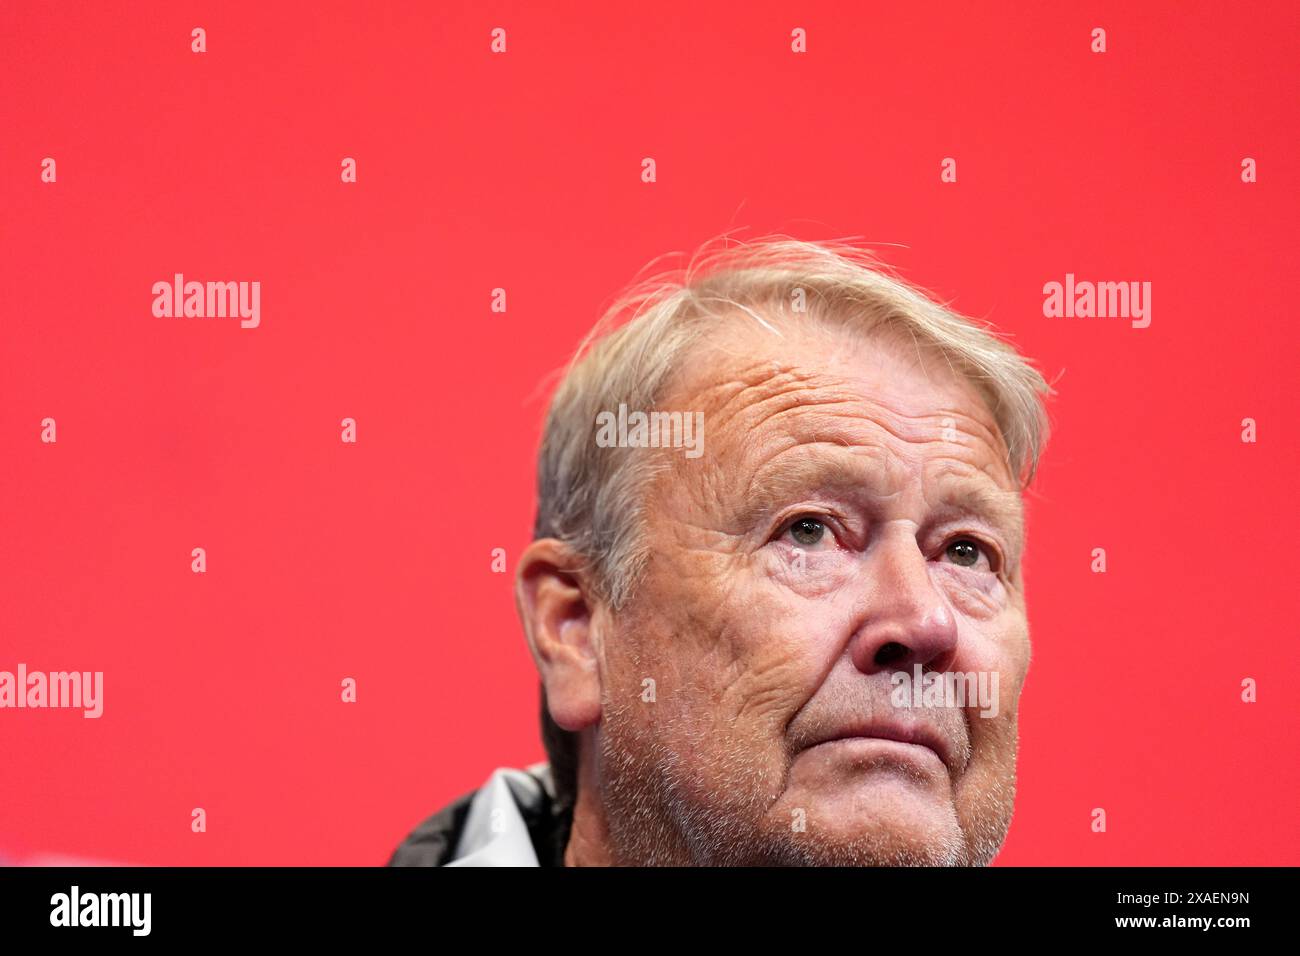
390, 236, 1051, 867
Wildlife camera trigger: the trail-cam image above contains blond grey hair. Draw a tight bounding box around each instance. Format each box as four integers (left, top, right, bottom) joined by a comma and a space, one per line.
531, 234, 1053, 807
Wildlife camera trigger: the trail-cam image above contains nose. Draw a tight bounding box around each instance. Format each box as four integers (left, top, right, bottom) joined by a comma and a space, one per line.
849, 527, 959, 676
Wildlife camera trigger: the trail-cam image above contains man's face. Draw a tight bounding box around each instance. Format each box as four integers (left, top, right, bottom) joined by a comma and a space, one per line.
594, 318, 1031, 865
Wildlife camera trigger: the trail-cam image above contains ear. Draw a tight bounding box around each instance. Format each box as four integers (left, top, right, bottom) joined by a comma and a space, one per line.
515, 539, 603, 734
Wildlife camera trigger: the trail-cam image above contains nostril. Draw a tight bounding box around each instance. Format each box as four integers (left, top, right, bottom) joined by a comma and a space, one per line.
874, 641, 909, 667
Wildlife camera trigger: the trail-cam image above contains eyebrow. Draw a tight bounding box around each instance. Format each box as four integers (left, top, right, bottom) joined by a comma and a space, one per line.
926, 478, 1026, 566
738, 452, 891, 522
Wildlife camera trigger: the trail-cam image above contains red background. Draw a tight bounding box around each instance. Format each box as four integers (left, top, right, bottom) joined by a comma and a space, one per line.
2, 1, 1296, 866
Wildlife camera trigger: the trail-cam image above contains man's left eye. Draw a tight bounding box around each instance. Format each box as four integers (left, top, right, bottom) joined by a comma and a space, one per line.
943, 538, 991, 569
787, 517, 828, 547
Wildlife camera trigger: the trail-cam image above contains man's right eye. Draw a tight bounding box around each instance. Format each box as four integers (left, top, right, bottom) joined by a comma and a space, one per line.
786, 517, 827, 548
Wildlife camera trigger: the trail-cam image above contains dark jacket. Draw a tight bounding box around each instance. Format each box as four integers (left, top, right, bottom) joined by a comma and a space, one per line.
387, 763, 573, 867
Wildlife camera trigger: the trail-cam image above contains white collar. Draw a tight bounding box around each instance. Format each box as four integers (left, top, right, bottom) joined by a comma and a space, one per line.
445, 763, 553, 867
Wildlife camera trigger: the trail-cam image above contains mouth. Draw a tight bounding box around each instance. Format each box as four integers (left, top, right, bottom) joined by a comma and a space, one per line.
804, 721, 954, 775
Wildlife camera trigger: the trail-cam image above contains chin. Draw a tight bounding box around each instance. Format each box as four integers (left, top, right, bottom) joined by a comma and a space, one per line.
754, 783, 969, 866
753, 824, 968, 867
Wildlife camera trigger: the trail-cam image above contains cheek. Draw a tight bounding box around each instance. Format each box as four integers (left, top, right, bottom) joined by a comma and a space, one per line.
947, 608, 1030, 758
644, 555, 849, 737
940, 572, 1028, 684
720, 599, 841, 730
930, 563, 1008, 620
756, 544, 860, 599
931, 566, 1030, 696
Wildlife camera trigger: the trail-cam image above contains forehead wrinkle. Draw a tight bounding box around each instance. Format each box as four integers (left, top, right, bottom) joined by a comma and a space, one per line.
688, 368, 950, 457
689, 381, 1013, 507
688, 360, 833, 436
744, 442, 891, 514
671, 337, 1010, 467
925, 406, 1012, 471
662, 335, 1018, 516
717, 392, 995, 473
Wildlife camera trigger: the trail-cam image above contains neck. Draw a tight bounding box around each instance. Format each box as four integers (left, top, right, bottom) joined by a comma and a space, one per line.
562, 733, 614, 866
563, 789, 614, 866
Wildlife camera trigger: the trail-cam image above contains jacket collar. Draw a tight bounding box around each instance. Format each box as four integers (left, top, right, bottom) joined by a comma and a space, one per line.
448, 764, 554, 866
388, 762, 572, 867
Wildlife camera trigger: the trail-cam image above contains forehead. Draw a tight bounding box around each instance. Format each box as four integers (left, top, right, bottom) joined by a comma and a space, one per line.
663, 315, 1019, 495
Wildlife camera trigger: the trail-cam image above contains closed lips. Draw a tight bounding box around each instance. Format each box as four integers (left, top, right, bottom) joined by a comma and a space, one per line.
808, 721, 953, 773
